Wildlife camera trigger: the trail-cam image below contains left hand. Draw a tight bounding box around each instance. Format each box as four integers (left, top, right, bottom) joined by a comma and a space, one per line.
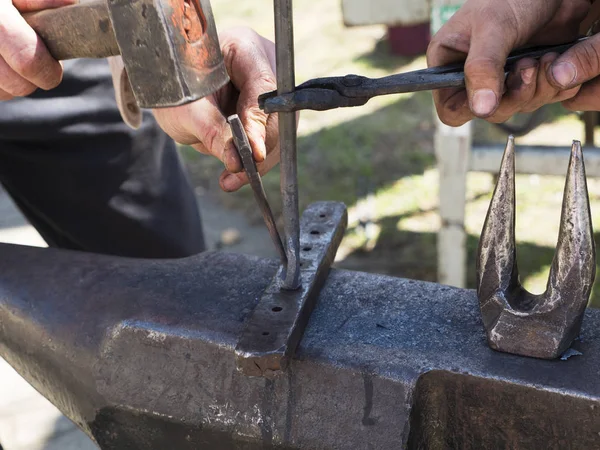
153, 27, 278, 192
426, 0, 590, 126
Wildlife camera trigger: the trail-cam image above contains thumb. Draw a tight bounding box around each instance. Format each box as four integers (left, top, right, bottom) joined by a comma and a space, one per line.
464, 22, 516, 117
548, 35, 600, 90
13, 0, 77, 13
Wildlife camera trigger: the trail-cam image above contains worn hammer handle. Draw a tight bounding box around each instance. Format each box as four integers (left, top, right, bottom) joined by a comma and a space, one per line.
23, 0, 120, 60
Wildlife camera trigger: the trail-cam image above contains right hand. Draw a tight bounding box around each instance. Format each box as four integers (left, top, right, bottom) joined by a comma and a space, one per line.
427, 0, 591, 126
0, 0, 75, 100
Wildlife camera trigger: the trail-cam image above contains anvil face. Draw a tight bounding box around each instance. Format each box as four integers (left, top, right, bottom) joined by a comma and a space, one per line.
1, 242, 600, 449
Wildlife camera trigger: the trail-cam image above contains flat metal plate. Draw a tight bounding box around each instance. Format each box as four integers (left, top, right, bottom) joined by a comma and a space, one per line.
235, 201, 347, 377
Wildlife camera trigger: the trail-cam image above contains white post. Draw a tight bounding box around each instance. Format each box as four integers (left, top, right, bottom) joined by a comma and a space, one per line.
431, 0, 470, 288
435, 121, 471, 287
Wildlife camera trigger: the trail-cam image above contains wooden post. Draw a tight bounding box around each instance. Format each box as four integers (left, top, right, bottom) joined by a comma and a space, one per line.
432, 0, 469, 288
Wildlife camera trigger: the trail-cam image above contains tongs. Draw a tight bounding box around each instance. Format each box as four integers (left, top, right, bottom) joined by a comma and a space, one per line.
259, 38, 586, 113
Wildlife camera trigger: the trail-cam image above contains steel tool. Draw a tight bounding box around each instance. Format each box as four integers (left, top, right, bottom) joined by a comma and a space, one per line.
228, 115, 287, 267
23, 0, 228, 108
477, 136, 596, 359
275, 0, 302, 290
259, 39, 586, 113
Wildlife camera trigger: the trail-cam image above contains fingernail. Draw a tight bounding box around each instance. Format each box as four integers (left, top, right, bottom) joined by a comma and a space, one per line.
551, 62, 577, 88
221, 174, 239, 192
521, 66, 536, 85
472, 89, 498, 117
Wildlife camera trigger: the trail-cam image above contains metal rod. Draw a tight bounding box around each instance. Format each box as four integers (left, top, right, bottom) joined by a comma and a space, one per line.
274, 0, 301, 290
228, 115, 288, 266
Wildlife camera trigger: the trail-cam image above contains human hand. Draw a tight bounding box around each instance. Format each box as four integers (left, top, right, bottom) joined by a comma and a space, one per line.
548, 1, 600, 112
426, 0, 591, 126
153, 27, 279, 192
0, 0, 74, 100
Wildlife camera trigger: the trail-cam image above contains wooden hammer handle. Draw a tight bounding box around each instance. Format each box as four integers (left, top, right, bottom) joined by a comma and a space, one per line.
23, 0, 120, 60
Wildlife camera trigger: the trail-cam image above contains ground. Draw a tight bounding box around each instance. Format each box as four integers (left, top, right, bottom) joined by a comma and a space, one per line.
3, 0, 600, 447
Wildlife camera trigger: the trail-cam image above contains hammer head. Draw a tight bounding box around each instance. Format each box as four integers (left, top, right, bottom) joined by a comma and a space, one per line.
107, 0, 229, 108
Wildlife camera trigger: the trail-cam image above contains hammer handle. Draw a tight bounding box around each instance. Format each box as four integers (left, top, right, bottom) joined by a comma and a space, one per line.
23, 0, 120, 60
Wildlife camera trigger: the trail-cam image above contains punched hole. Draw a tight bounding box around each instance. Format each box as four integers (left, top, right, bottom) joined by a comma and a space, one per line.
303, 246, 312, 252
310, 230, 320, 235
272, 306, 283, 312
319, 214, 326, 218
262, 332, 270, 336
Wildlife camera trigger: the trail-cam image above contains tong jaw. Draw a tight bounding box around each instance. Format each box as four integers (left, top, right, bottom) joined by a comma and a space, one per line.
477, 136, 596, 359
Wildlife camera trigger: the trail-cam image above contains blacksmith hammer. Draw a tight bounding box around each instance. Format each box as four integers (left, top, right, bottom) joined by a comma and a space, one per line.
22, 0, 229, 112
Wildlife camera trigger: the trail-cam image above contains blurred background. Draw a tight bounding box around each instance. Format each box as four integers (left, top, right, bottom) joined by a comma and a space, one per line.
2, 0, 600, 448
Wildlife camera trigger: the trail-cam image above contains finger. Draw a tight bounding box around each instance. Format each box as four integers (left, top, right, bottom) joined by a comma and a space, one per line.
485, 58, 538, 123
218, 112, 280, 192
0, 3, 63, 89
552, 84, 581, 103
264, 110, 279, 156
548, 33, 600, 90
463, 19, 517, 118
155, 97, 242, 173
219, 144, 280, 192
521, 53, 562, 113
0, 56, 36, 96
222, 28, 277, 162
427, 29, 473, 126
13, 0, 77, 13
562, 77, 600, 111
0, 87, 13, 101
188, 98, 241, 173
432, 88, 473, 127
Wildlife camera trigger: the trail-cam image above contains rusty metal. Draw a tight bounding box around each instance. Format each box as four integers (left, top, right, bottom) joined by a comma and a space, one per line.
259, 39, 585, 113
3, 238, 600, 448
274, 0, 301, 290
24, 0, 229, 108
235, 201, 347, 377
477, 136, 596, 359
228, 114, 287, 267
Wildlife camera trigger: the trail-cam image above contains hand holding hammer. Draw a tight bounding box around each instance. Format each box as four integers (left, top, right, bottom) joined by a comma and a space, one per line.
0, 0, 281, 193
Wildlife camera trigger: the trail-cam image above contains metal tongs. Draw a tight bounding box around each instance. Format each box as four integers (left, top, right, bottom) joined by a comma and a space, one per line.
259, 38, 587, 114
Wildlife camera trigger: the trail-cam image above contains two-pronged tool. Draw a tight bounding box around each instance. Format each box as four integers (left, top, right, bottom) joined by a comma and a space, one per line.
477, 136, 596, 359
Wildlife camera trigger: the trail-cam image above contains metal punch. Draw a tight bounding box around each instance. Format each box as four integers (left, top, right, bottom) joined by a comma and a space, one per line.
259, 39, 586, 113
228, 114, 287, 268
